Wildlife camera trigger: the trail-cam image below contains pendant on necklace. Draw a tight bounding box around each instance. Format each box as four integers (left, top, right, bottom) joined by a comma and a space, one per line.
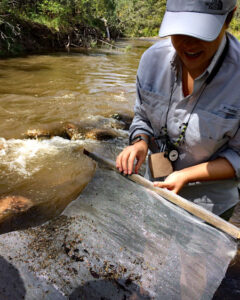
168, 149, 179, 162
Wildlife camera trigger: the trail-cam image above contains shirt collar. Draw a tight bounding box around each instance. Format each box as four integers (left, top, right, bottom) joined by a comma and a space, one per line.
204, 34, 227, 77
170, 52, 181, 78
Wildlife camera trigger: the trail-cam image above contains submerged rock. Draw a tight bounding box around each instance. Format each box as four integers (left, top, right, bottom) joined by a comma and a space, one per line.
0, 196, 34, 222
78, 115, 127, 131
25, 129, 52, 139
23, 114, 130, 141
0, 138, 96, 234
110, 113, 133, 130
64, 123, 85, 140
85, 128, 119, 140
64, 115, 130, 140
24, 126, 70, 140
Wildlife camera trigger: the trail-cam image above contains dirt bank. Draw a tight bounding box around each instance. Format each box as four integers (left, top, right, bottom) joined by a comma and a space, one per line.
0, 17, 104, 57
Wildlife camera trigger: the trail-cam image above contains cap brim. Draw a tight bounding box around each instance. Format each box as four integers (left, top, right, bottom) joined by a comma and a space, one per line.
159, 11, 227, 41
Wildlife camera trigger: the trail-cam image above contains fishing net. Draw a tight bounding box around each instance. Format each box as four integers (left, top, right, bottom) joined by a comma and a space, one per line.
0, 167, 238, 300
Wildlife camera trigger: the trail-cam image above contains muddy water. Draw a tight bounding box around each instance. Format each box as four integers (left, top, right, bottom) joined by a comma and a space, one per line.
0, 39, 155, 229
0, 39, 239, 297
0, 40, 150, 140
0, 138, 96, 232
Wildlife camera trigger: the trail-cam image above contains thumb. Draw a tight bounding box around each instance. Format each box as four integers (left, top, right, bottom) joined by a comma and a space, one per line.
153, 181, 178, 194
153, 181, 166, 188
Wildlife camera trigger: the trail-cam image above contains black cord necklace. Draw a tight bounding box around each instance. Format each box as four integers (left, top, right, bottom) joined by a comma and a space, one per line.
157, 37, 229, 163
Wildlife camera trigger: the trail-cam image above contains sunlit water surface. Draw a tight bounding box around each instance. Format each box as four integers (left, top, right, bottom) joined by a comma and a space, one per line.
0, 38, 239, 298
0, 39, 155, 226
0, 40, 153, 139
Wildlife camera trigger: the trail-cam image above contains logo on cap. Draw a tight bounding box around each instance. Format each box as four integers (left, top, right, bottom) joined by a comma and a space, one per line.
206, 0, 223, 10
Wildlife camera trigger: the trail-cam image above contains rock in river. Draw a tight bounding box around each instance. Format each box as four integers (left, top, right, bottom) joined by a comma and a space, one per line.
0, 138, 96, 233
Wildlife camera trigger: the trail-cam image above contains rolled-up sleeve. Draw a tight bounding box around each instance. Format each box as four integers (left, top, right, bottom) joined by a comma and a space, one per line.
218, 127, 240, 178
129, 78, 154, 143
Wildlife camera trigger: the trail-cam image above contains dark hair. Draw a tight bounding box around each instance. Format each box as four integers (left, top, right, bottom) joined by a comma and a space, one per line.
225, 9, 235, 26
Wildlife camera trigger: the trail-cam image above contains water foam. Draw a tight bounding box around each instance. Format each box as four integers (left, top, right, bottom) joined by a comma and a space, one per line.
0, 137, 84, 177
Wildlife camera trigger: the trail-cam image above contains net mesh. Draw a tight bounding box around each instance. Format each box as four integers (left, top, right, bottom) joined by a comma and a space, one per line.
0, 167, 237, 299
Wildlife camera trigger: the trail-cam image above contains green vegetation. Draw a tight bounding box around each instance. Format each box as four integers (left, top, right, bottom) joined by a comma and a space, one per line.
229, 0, 240, 40
0, 0, 120, 56
0, 0, 239, 57
116, 0, 166, 37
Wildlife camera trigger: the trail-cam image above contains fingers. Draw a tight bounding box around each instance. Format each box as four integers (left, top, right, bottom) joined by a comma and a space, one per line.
116, 145, 146, 175
128, 151, 137, 174
116, 147, 135, 175
153, 171, 186, 194
153, 181, 168, 189
153, 181, 177, 193
116, 151, 124, 173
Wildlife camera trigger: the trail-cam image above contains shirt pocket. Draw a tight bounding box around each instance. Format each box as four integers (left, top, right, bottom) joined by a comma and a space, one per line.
217, 104, 240, 119
195, 108, 239, 141
139, 87, 169, 135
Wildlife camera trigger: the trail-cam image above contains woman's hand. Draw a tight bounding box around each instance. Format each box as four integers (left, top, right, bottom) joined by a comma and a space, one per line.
153, 171, 187, 194
116, 140, 148, 175
153, 157, 235, 194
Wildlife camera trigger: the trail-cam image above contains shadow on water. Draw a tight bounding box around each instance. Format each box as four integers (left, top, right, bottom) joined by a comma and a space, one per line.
12, 64, 51, 72
0, 62, 51, 72
0, 256, 26, 299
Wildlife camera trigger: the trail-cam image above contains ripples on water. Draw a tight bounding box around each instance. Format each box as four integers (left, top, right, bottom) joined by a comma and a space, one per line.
0, 40, 154, 140
0, 137, 96, 231
0, 38, 239, 298
0, 39, 155, 227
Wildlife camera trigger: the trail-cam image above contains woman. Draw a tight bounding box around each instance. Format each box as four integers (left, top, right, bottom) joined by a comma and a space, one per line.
116, 0, 240, 216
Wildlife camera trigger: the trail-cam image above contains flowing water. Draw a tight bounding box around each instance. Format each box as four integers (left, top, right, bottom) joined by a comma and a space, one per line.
0, 39, 156, 229
0, 38, 239, 298
0, 40, 145, 140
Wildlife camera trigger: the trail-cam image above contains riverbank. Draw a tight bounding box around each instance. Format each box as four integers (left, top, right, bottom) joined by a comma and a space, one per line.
0, 16, 112, 58
1, 19, 239, 59
0, 34, 239, 299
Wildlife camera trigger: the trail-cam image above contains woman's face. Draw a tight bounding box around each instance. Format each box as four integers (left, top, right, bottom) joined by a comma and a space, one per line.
171, 25, 227, 79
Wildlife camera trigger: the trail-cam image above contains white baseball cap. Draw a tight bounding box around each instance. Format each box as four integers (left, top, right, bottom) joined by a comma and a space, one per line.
159, 0, 237, 41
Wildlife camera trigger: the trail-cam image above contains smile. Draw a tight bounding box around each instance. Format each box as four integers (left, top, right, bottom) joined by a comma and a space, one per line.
185, 51, 203, 58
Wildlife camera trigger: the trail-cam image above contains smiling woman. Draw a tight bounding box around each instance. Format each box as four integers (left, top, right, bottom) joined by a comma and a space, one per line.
116, 0, 240, 218
171, 24, 227, 81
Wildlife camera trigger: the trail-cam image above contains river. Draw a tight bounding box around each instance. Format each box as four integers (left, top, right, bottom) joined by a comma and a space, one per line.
0, 38, 239, 299
0, 39, 155, 227
0, 40, 143, 140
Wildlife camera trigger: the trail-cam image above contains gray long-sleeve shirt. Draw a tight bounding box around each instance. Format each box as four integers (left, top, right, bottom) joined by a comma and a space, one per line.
130, 33, 240, 215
